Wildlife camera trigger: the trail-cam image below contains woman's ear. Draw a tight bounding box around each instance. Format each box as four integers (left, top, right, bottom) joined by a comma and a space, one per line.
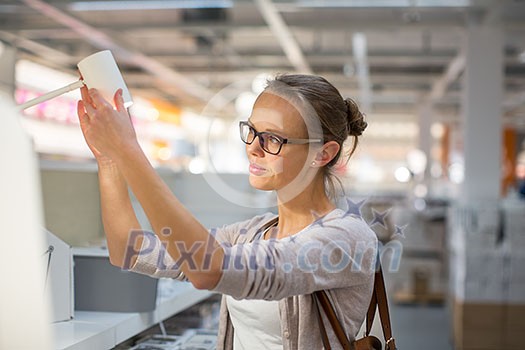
313, 141, 340, 167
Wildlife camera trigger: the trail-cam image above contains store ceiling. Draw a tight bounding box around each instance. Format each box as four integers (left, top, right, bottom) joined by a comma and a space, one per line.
1, 0, 525, 123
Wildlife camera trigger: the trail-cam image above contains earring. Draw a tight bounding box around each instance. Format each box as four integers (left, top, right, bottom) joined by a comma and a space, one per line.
311, 161, 316, 166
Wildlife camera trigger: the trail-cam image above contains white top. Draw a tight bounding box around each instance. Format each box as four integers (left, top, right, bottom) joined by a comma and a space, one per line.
226, 296, 283, 350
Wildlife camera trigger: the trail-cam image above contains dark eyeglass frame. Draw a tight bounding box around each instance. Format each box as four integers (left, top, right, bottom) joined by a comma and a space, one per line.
239, 121, 323, 155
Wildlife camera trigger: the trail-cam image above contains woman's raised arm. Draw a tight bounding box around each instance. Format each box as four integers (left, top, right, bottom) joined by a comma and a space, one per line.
77, 87, 224, 290
77, 85, 143, 268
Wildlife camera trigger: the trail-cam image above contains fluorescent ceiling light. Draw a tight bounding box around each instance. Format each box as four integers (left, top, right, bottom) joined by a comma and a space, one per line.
297, 0, 472, 8
69, 0, 232, 11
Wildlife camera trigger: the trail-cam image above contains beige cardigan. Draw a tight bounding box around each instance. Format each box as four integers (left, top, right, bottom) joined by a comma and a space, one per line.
131, 209, 377, 350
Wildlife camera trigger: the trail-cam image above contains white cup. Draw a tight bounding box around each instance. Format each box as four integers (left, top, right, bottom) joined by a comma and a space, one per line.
77, 50, 133, 108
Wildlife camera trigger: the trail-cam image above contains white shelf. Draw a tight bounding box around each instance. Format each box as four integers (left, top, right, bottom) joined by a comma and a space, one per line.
52, 281, 214, 350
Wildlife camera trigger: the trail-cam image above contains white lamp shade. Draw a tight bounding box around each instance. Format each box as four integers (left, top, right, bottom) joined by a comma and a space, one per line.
77, 50, 133, 108
16, 50, 133, 111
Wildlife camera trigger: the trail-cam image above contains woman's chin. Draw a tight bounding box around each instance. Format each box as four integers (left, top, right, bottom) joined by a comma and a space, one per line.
248, 175, 274, 191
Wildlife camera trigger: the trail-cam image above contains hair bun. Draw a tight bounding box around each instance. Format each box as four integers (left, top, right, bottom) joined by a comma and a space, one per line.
344, 98, 367, 136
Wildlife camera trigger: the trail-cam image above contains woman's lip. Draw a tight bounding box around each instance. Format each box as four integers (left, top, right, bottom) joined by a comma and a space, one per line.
249, 163, 267, 176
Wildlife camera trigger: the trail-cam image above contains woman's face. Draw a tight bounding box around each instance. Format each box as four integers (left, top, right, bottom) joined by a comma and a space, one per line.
245, 92, 316, 192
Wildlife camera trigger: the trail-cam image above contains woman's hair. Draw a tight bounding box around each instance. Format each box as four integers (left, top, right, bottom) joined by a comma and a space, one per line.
264, 74, 367, 198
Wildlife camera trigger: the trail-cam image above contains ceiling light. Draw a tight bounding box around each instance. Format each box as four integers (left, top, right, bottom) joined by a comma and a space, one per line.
69, 0, 232, 11
406, 149, 427, 175
394, 166, 412, 183
297, 0, 472, 8
189, 158, 206, 174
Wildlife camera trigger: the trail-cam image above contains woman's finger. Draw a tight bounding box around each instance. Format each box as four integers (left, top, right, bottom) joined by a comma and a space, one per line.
80, 85, 92, 106
77, 101, 90, 128
80, 85, 98, 116
83, 96, 97, 117
88, 88, 113, 110
77, 99, 85, 116
114, 89, 126, 113
79, 87, 97, 117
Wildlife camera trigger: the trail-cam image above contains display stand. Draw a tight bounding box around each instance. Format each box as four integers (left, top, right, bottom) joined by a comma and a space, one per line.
52, 281, 213, 350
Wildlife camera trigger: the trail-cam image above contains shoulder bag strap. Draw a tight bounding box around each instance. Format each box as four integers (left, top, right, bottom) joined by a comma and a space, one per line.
314, 290, 353, 349
374, 267, 397, 350
313, 292, 333, 350
258, 216, 279, 236
365, 281, 378, 336
316, 265, 397, 350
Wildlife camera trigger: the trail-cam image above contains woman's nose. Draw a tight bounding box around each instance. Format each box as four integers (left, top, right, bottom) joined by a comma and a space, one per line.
246, 137, 265, 157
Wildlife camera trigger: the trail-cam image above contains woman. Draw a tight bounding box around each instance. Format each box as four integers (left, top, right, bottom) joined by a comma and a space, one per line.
77, 74, 377, 349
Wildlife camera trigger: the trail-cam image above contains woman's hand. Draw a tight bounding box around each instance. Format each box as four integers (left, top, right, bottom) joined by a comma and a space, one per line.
77, 85, 138, 165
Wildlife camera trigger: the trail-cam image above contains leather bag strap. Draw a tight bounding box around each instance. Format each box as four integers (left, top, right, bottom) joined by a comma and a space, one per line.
365, 282, 378, 336
258, 217, 279, 238
315, 265, 397, 350
373, 267, 396, 350
315, 290, 353, 349
313, 292, 333, 350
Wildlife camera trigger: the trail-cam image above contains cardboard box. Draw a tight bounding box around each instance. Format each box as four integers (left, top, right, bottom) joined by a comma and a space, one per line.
453, 301, 525, 350
453, 301, 505, 350
505, 304, 525, 350
506, 304, 525, 330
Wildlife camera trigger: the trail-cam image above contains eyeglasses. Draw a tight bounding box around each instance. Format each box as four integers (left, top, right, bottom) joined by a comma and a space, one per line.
239, 121, 323, 155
